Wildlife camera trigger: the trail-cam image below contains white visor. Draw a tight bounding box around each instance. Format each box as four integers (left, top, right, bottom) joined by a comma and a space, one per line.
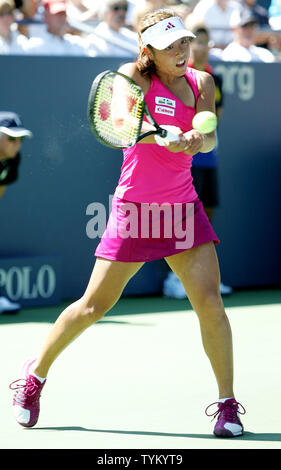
141, 16, 195, 50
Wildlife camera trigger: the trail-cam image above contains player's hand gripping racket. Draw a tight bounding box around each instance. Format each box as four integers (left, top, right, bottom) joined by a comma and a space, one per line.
87, 70, 180, 149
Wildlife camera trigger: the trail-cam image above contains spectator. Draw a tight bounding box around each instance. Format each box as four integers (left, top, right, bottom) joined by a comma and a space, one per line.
222, 8, 275, 60
15, 0, 38, 17
86, 0, 138, 57
66, 0, 99, 29
14, 0, 46, 38
26, 0, 89, 55
73, 0, 143, 29
132, 0, 170, 26
0, 0, 30, 53
132, 0, 198, 28
192, 0, 242, 49
0, 111, 32, 314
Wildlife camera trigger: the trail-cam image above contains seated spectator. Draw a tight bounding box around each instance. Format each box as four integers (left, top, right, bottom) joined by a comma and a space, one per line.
0, 111, 33, 314
14, 0, 54, 41
132, 0, 197, 28
132, 1, 166, 30
0, 0, 30, 53
66, 0, 99, 29
192, 0, 242, 48
15, 0, 39, 22
222, 8, 275, 60
86, 0, 138, 57
26, 0, 89, 55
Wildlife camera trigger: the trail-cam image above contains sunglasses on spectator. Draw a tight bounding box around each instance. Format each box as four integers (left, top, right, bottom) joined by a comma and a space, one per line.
7, 136, 24, 142
111, 4, 128, 12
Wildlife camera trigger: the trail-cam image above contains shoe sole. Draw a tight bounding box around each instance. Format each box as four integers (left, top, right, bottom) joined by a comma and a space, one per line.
214, 429, 243, 437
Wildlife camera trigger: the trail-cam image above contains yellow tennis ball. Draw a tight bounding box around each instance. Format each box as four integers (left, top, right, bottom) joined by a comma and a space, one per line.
192, 111, 217, 134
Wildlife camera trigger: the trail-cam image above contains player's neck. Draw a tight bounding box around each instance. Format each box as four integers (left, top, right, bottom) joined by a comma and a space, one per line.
156, 71, 186, 88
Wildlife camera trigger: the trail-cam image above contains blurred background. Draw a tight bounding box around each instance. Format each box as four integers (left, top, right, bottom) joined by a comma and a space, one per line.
0, 0, 280, 310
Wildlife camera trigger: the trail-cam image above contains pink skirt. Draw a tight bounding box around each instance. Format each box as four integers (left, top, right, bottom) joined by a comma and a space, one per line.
95, 196, 219, 262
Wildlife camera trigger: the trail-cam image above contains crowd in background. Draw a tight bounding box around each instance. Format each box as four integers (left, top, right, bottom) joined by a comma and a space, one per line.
0, 0, 281, 60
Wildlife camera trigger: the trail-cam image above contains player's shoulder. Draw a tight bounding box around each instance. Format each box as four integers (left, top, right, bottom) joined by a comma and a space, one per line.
196, 69, 215, 93
118, 62, 142, 82
117, 62, 150, 93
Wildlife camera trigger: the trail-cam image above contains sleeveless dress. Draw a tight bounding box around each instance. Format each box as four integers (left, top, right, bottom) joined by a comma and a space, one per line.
95, 67, 219, 262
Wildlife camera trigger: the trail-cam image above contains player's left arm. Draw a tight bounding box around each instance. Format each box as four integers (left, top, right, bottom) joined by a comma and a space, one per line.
183, 71, 217, 155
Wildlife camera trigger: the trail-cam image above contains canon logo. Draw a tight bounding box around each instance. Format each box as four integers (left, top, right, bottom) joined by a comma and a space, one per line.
0, 264, 56, 301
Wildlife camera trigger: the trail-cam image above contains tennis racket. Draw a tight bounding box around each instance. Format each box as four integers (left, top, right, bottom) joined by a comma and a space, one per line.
87, 70, 180, 149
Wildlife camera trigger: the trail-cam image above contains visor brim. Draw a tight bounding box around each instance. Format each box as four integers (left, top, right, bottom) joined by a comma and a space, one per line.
147, 30, 195, 50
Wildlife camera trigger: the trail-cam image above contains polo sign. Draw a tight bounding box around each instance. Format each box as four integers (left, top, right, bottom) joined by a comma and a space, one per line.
0, 256, 61, 306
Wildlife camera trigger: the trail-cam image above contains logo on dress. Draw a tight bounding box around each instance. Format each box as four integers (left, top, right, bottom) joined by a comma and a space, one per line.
154, 96, 176, 116
155, 105, 175, 116
155, 96, 176, 108
165, 22, 175, 30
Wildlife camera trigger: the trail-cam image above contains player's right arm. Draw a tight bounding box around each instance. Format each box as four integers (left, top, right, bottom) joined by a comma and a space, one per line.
118, 62, 150, 94
116, 63, 185, 148
116, 62, 158, 143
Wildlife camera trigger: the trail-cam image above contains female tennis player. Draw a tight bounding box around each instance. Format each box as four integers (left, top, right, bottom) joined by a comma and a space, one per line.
10, 9, 245, 437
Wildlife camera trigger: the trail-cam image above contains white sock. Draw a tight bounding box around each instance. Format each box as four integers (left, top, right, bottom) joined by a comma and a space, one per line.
31, 371, 46, 383
218, 397, 234, 403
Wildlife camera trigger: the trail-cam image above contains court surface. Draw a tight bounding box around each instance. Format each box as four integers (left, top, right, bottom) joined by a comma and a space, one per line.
1, 289, 281, 450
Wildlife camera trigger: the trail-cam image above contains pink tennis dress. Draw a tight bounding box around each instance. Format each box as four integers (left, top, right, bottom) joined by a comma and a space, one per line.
95, 67, 219, 262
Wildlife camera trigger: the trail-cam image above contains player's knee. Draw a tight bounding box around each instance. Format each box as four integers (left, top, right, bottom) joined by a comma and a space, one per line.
78, 297, 113, 325
195, 289, 224, 323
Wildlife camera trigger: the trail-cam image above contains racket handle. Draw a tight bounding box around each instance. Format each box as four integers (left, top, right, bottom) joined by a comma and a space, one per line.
158, 128, 167, 138
154, 126, 180, 146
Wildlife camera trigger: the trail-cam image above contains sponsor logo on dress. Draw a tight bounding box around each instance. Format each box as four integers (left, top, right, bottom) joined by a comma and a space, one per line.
155, 96, 176, 108
155, 105, 175, 116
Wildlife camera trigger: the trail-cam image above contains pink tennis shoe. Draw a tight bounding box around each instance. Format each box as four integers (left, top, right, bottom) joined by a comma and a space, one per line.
9, 359, 46, 428
9, 362, 246, 436
205, 398, 246, 437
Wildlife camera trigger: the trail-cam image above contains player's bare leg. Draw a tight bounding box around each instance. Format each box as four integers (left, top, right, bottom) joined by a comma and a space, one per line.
165, 242, 234, 398
10, 258, 143, 427
32, 259, 144, 378
165, 242, 245, 437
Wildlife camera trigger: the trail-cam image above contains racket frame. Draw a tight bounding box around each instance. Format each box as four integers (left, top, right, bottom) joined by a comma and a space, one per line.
87, 70, 168, 149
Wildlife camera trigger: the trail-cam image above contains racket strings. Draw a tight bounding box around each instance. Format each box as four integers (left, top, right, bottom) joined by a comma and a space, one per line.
90, 73, 144, 148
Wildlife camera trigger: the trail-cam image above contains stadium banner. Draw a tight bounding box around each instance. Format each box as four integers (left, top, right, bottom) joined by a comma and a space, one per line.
0, 256, 61, 307
0, 57, 280, 296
